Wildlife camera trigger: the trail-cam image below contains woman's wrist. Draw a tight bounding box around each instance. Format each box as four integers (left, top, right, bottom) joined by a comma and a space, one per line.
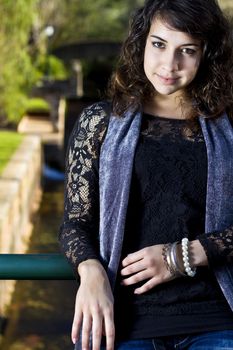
78, 259, 105, 278
189, 239, 208, 267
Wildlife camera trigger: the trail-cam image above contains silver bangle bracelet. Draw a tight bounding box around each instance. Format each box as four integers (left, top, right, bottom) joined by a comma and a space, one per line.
162, 242, 185, 277
162, 243, 179, 276
170, 242, 186, 277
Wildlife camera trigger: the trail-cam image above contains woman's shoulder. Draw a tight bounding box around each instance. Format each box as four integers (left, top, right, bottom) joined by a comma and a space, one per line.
70, 100, 111, 145
79, 100, 111, 125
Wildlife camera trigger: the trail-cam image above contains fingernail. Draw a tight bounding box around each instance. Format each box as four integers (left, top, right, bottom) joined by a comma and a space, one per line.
72, 338, 76, 344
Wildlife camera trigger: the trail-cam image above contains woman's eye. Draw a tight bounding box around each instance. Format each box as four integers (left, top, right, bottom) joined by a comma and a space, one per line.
152, 41, 165, 49
181, 48, 196, 55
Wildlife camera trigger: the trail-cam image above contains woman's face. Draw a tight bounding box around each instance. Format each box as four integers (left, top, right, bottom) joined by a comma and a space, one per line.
144, 17, 203, 97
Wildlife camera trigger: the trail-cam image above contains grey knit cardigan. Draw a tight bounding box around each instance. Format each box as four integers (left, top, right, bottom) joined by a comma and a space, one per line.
99, 109, 233, 310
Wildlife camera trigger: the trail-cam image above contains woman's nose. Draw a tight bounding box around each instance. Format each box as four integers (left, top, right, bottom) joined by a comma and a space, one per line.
161, 50, 179, 73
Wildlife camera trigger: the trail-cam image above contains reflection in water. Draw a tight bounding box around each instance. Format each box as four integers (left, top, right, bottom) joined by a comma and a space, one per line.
1, 180, 77, 350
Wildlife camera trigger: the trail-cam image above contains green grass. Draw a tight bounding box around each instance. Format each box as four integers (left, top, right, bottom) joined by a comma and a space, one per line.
0, 131, 24, 175
24, 98, 50, 115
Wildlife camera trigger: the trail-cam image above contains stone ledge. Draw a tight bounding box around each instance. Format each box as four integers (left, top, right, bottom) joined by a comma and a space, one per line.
0, 135, 42, 317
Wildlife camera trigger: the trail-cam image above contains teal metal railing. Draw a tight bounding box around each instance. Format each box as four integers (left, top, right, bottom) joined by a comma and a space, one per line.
0, 254, 75, 280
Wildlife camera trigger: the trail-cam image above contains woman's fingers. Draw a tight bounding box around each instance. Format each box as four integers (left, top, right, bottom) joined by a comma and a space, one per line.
134, 277, 159, 294
121, 260, 146, 276
72, 261, 115, 350
92, 314, 103, 350
120, 245, 175, 292
72, 298, 115, 350
91, 306, 115, 350
121, 269, 152, 285
122, 250, 144, 267
71, 309, 82, 345
72, 308, 115, 350
104, 310, 115, 350
82, 314, 92, 350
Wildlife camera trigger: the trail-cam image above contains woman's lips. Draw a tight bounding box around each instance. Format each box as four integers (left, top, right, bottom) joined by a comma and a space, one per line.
156, 73, 179, 85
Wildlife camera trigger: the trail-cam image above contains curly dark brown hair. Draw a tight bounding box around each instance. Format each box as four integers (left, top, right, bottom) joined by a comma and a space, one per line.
108, 0, 233, 119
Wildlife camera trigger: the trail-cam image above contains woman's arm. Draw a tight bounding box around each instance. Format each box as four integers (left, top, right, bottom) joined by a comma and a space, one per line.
59, 102, 109, 278
197, 226, 233, 267
59, 102, 115, 349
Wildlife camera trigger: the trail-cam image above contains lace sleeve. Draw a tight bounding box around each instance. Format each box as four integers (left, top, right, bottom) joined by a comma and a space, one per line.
197, 225, 233, 267
59, 102, 110, 278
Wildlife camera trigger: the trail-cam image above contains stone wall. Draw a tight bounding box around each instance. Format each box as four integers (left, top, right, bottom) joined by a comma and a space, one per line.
0, 135, 42, 317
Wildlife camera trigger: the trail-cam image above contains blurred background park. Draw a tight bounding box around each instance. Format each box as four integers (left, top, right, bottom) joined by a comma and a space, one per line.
0, 0, 232, 349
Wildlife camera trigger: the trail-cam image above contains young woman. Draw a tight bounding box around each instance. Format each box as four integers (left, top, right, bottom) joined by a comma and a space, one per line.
59, 0, 233, 349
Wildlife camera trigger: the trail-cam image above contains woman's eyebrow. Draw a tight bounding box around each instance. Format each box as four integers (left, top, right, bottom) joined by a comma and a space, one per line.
150, 35, 167, 42
150, 34, 200, 47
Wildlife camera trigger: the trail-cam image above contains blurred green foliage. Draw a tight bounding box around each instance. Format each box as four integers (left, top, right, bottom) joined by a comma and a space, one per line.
0, 0, 67, 126
58, 0, 144, 43
36, 54, 68, 80
24, 98, 50, 115
0, 0, 144, 126
37, 0, 233, 50
0, 0, 37, 125
38, 0, 145, 48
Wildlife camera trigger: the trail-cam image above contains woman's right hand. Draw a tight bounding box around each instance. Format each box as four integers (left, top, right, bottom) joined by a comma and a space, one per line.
72, 259, 115, 350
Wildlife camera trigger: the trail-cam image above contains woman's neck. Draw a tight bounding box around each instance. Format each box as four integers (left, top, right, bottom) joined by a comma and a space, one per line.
144, 92, 193, 120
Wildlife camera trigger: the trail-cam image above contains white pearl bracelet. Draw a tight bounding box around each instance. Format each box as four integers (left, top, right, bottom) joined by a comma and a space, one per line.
181, 238, 196, 277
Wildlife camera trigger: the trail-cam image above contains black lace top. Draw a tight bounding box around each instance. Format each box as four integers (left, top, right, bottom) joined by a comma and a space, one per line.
114, 112, 233, 339
59, 102, 233, 338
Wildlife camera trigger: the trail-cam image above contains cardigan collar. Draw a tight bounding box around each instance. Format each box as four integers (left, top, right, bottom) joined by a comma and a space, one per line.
99, 109, 233, 310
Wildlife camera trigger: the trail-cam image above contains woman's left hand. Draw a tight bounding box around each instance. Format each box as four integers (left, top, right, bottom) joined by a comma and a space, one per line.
120, 244, 176, 294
